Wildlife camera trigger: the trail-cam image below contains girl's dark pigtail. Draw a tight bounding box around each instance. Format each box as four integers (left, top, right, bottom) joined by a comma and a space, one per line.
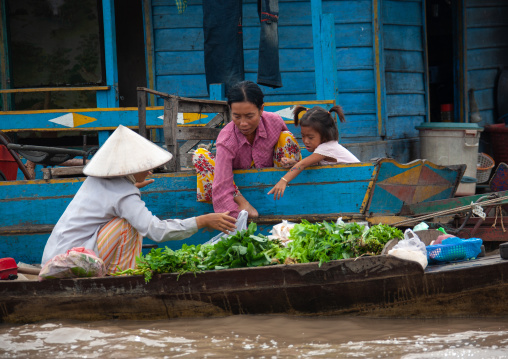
292, 105, 308, 126
329, 105, 346, 123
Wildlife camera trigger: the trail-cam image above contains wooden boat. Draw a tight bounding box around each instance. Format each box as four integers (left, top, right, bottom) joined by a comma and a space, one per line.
2, 254, 508, 323
0, 158, 465, 265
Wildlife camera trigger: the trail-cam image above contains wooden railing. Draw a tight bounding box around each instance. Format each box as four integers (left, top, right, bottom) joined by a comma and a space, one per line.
137, 87, 230, 172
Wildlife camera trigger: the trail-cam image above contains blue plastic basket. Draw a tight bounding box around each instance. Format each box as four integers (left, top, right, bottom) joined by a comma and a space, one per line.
427, 238, 483, 264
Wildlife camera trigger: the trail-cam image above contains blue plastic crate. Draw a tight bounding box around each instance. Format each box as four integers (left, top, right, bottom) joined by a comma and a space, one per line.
427, 238, 482, 264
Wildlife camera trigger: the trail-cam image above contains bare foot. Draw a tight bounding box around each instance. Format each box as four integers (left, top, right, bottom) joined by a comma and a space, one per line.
234, 195, 259, 218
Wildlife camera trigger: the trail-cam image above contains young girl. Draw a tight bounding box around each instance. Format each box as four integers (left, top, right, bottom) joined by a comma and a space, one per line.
268, 105, 360, 200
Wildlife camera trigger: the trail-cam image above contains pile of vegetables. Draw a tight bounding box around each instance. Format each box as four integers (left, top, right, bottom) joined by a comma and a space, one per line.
114, 220, 402, 283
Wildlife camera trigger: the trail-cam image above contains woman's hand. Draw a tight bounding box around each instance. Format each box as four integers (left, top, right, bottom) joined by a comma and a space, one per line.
267, 179, 287, 200
234, 195, 259, 218
196, 211, 237, 234
135, 171, 154, 189
280, 157, 297, 168
135, 179, 154, 189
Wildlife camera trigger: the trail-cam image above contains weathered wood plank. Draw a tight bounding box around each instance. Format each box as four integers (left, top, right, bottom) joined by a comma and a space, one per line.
385, 72, 425, 94
467, 27, 508, 50
385, 116, 423, 140
467, 48, 508, 70
177, 127, 221, 140
163, 97, 179, 171
384, 50, 424, 72
382, 0, 422, 26
41, 166, 85, 179
468, 69, 499, 91
386, 94, 426, 116
383, 25, 423, 51
467, 6, 508, 27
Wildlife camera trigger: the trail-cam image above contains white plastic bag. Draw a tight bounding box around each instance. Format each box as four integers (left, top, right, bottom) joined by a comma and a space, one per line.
267, 220, 296, 245
204, 210, 249, 245
388, 229, 428, 269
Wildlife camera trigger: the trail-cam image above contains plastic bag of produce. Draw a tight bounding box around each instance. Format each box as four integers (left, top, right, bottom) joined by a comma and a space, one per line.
267, 220, 295, 245
388, 229, 428, 269
205, 210, 249, 245
38, 247, 106, 281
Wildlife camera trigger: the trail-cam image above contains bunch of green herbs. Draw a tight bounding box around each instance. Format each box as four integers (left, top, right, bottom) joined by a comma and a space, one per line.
113, 221, 402, 282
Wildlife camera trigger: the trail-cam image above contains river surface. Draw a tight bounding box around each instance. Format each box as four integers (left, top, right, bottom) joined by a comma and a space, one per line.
1, 316, 508, 358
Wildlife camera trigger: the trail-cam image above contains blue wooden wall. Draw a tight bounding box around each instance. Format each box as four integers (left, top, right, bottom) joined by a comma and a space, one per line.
466, 0, 508, 125
151, 0, 378, 142
150, 0, 429, 149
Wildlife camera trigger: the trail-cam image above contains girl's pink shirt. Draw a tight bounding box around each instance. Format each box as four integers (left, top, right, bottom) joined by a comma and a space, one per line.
213, 112, 288, 217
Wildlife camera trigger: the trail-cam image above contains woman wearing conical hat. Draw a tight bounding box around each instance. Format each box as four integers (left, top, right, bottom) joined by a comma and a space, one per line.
41, 125, 236, 274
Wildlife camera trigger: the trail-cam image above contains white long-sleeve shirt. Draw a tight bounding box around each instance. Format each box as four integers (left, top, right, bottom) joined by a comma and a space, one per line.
41, 176, 198, 265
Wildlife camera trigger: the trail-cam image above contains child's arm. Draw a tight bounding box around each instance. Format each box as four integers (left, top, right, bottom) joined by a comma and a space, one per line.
268, 153, 326, 200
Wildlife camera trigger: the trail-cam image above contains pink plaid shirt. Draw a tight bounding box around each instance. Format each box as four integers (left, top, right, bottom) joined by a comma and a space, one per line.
212, 112, 289, 217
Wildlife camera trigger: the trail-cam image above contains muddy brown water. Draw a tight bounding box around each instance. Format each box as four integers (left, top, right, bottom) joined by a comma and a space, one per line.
1, 316, 508, 358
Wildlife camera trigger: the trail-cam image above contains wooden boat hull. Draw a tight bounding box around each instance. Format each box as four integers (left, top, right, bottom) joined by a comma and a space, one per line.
0, 159, 465, 264
1, 255, 508, 323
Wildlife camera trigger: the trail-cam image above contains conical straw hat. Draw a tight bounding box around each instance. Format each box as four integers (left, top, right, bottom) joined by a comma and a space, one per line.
83, 125, 172, 177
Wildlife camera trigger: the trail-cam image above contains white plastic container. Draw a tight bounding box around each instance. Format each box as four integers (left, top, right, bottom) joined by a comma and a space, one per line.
416, 123, 483, 196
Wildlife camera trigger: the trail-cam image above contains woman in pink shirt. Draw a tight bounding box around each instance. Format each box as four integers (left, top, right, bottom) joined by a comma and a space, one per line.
193, 81, 301, 218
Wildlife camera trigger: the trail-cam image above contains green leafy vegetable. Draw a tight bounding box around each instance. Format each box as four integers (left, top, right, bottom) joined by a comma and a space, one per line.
113, 221, 402, 282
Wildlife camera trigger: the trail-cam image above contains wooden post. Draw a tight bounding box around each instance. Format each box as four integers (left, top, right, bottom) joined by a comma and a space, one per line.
101, 0, 119, 107
311, 0, 324, 99
163, 97, 179, 172
320, 14, 339, 105
137, 88, 147, 138
209, 84, 225, 101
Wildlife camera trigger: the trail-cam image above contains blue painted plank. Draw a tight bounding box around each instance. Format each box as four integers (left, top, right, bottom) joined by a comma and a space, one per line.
467, 6, 508, 28
382, 0, 422, 26
0, 164, 376, 228
384, 50, 424, 72
154, 23, 372, 52
385, 72, 425, 94
337, 93, 377, 114
156, 72, 319, 99
209, 84, 225, 101
468, 69, 499, 91
467, 48, 508, 70
385, 116, 423, 140
0, 108, 164, 131
323, 1, 372, 23
471, 88, 495, 111
336, 70, 375, 93
386, 94, 426, 116
467, 27, 508, 50
383, 25, 423, 51
334, 23, 373, 47
311, 0, 324, 99
102, 0, 119, 107
321, 14, 339, 103
336, 47, 374, 70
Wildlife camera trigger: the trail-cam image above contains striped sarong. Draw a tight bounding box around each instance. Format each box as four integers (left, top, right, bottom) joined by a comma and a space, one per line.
96, 217, 143, 274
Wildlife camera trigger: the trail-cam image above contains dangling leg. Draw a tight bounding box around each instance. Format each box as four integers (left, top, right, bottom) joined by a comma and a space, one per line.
273, 131, 302, 167
96, 217, 143, 274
